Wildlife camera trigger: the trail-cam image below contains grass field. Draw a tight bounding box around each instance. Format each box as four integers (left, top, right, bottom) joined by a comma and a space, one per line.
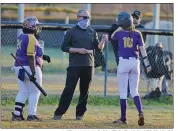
1, 46, 174, 129
1, 95, 174, 128
1, 105, 173, 129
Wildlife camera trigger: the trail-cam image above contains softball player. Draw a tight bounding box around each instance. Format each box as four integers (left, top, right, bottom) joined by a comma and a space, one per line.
11, 16, 43, 121
111, 12, 151, 126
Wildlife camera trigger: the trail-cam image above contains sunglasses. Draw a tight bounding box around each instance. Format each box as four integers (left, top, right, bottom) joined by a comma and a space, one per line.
133, 16, 140, 20
132, 15, 140, 20
78, 16, 90, 19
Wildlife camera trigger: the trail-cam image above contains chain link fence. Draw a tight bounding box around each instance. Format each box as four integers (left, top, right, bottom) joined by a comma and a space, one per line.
1, 28, 118, 98
1, 24, 174, 99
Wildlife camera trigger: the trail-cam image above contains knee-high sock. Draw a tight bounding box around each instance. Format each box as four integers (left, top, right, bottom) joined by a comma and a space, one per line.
133, 96, 143, 114
120, 99, 127, 121
14, 102, 25, 116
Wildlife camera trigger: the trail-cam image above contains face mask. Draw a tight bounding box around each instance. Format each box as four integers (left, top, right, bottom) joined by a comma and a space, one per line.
77, 19, 90, 29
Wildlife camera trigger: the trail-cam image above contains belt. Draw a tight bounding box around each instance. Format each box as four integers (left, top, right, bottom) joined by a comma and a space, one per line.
119, 56, 138, 60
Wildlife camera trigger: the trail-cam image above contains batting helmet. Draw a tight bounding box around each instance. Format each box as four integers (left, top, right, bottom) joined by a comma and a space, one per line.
117, 12, 133, 29
23, 16, 41, 33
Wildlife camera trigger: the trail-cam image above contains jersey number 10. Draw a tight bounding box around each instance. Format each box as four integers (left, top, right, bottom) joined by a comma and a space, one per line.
123, 37, 133, 48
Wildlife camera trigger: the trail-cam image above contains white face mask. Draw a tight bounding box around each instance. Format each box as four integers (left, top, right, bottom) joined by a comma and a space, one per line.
77, 19, 90, 29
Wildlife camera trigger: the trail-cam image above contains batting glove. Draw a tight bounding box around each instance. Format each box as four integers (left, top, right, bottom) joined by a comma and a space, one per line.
43, 55, 51, 63
30, 72, 37, 82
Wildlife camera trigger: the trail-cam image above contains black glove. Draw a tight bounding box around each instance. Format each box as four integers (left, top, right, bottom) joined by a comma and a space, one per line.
43, 55, 51, 63
29, 72, 36, 82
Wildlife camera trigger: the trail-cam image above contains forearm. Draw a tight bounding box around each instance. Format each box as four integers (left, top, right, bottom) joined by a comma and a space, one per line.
139, 46, 150, 67
139, 46, 147, 57
98, 39, 106, 50
69, 48, 81, 53
28, 56, 36, 74
61, 44, 70, 53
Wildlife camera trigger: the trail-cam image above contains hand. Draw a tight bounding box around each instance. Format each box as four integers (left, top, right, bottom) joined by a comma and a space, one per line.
29, 72, 36, 82
43, 55, 51, 63
78, 48, 88, 54
146, 66, 151, 73
143, 57, 151, 73
101, 33, 108, 42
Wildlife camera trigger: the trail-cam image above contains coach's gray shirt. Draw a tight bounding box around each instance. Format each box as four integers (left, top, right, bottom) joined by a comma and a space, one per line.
61, 25, 101, 67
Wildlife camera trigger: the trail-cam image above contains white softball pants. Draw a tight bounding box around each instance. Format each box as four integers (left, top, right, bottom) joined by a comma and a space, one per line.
13, 66, 42, 115
117, 57, 140, 99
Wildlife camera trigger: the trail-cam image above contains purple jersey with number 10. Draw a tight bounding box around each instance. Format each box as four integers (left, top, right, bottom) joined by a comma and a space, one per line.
112, 28, 144, 58
14, 34, 43, 66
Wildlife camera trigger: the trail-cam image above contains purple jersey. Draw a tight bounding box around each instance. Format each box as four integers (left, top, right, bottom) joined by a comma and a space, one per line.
111, 28, 144, 58
14, 34, 43, 66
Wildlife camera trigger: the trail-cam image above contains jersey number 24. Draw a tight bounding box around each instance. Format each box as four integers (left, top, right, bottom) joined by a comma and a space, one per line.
123, 37, 133, 48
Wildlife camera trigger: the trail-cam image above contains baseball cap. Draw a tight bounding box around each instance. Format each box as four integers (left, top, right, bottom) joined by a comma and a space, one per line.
132, 10, 142, 18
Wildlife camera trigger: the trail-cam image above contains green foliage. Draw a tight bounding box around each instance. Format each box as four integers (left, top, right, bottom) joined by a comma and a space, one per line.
1, 95, 173, 106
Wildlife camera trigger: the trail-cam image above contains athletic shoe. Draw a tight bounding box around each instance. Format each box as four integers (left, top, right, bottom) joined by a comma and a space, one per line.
11, 112, 25, 121
138, 112, 144, 126
113, 118, 128, 124
27, 115, 40, 121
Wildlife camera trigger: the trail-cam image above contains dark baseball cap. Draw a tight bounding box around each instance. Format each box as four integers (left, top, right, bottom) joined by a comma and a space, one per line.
132, 10, 142, 18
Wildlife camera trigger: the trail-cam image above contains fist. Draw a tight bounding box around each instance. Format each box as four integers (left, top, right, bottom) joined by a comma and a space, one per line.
102, 34, 108, 42
29, 73, 36, 82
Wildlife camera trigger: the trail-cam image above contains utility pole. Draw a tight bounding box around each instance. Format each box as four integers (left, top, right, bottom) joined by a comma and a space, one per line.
152, 4, 160, 45
84, 4, 91, 25
17, 4, 24, 37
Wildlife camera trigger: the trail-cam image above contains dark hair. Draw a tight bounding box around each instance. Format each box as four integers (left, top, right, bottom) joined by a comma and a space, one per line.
34, 33, 40, 40
22, 28, 36, 34
129, 28, 133, 46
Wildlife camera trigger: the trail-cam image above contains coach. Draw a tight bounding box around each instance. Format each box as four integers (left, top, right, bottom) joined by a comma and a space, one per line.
132, 10, 146, 41
53, 9, 108, 120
